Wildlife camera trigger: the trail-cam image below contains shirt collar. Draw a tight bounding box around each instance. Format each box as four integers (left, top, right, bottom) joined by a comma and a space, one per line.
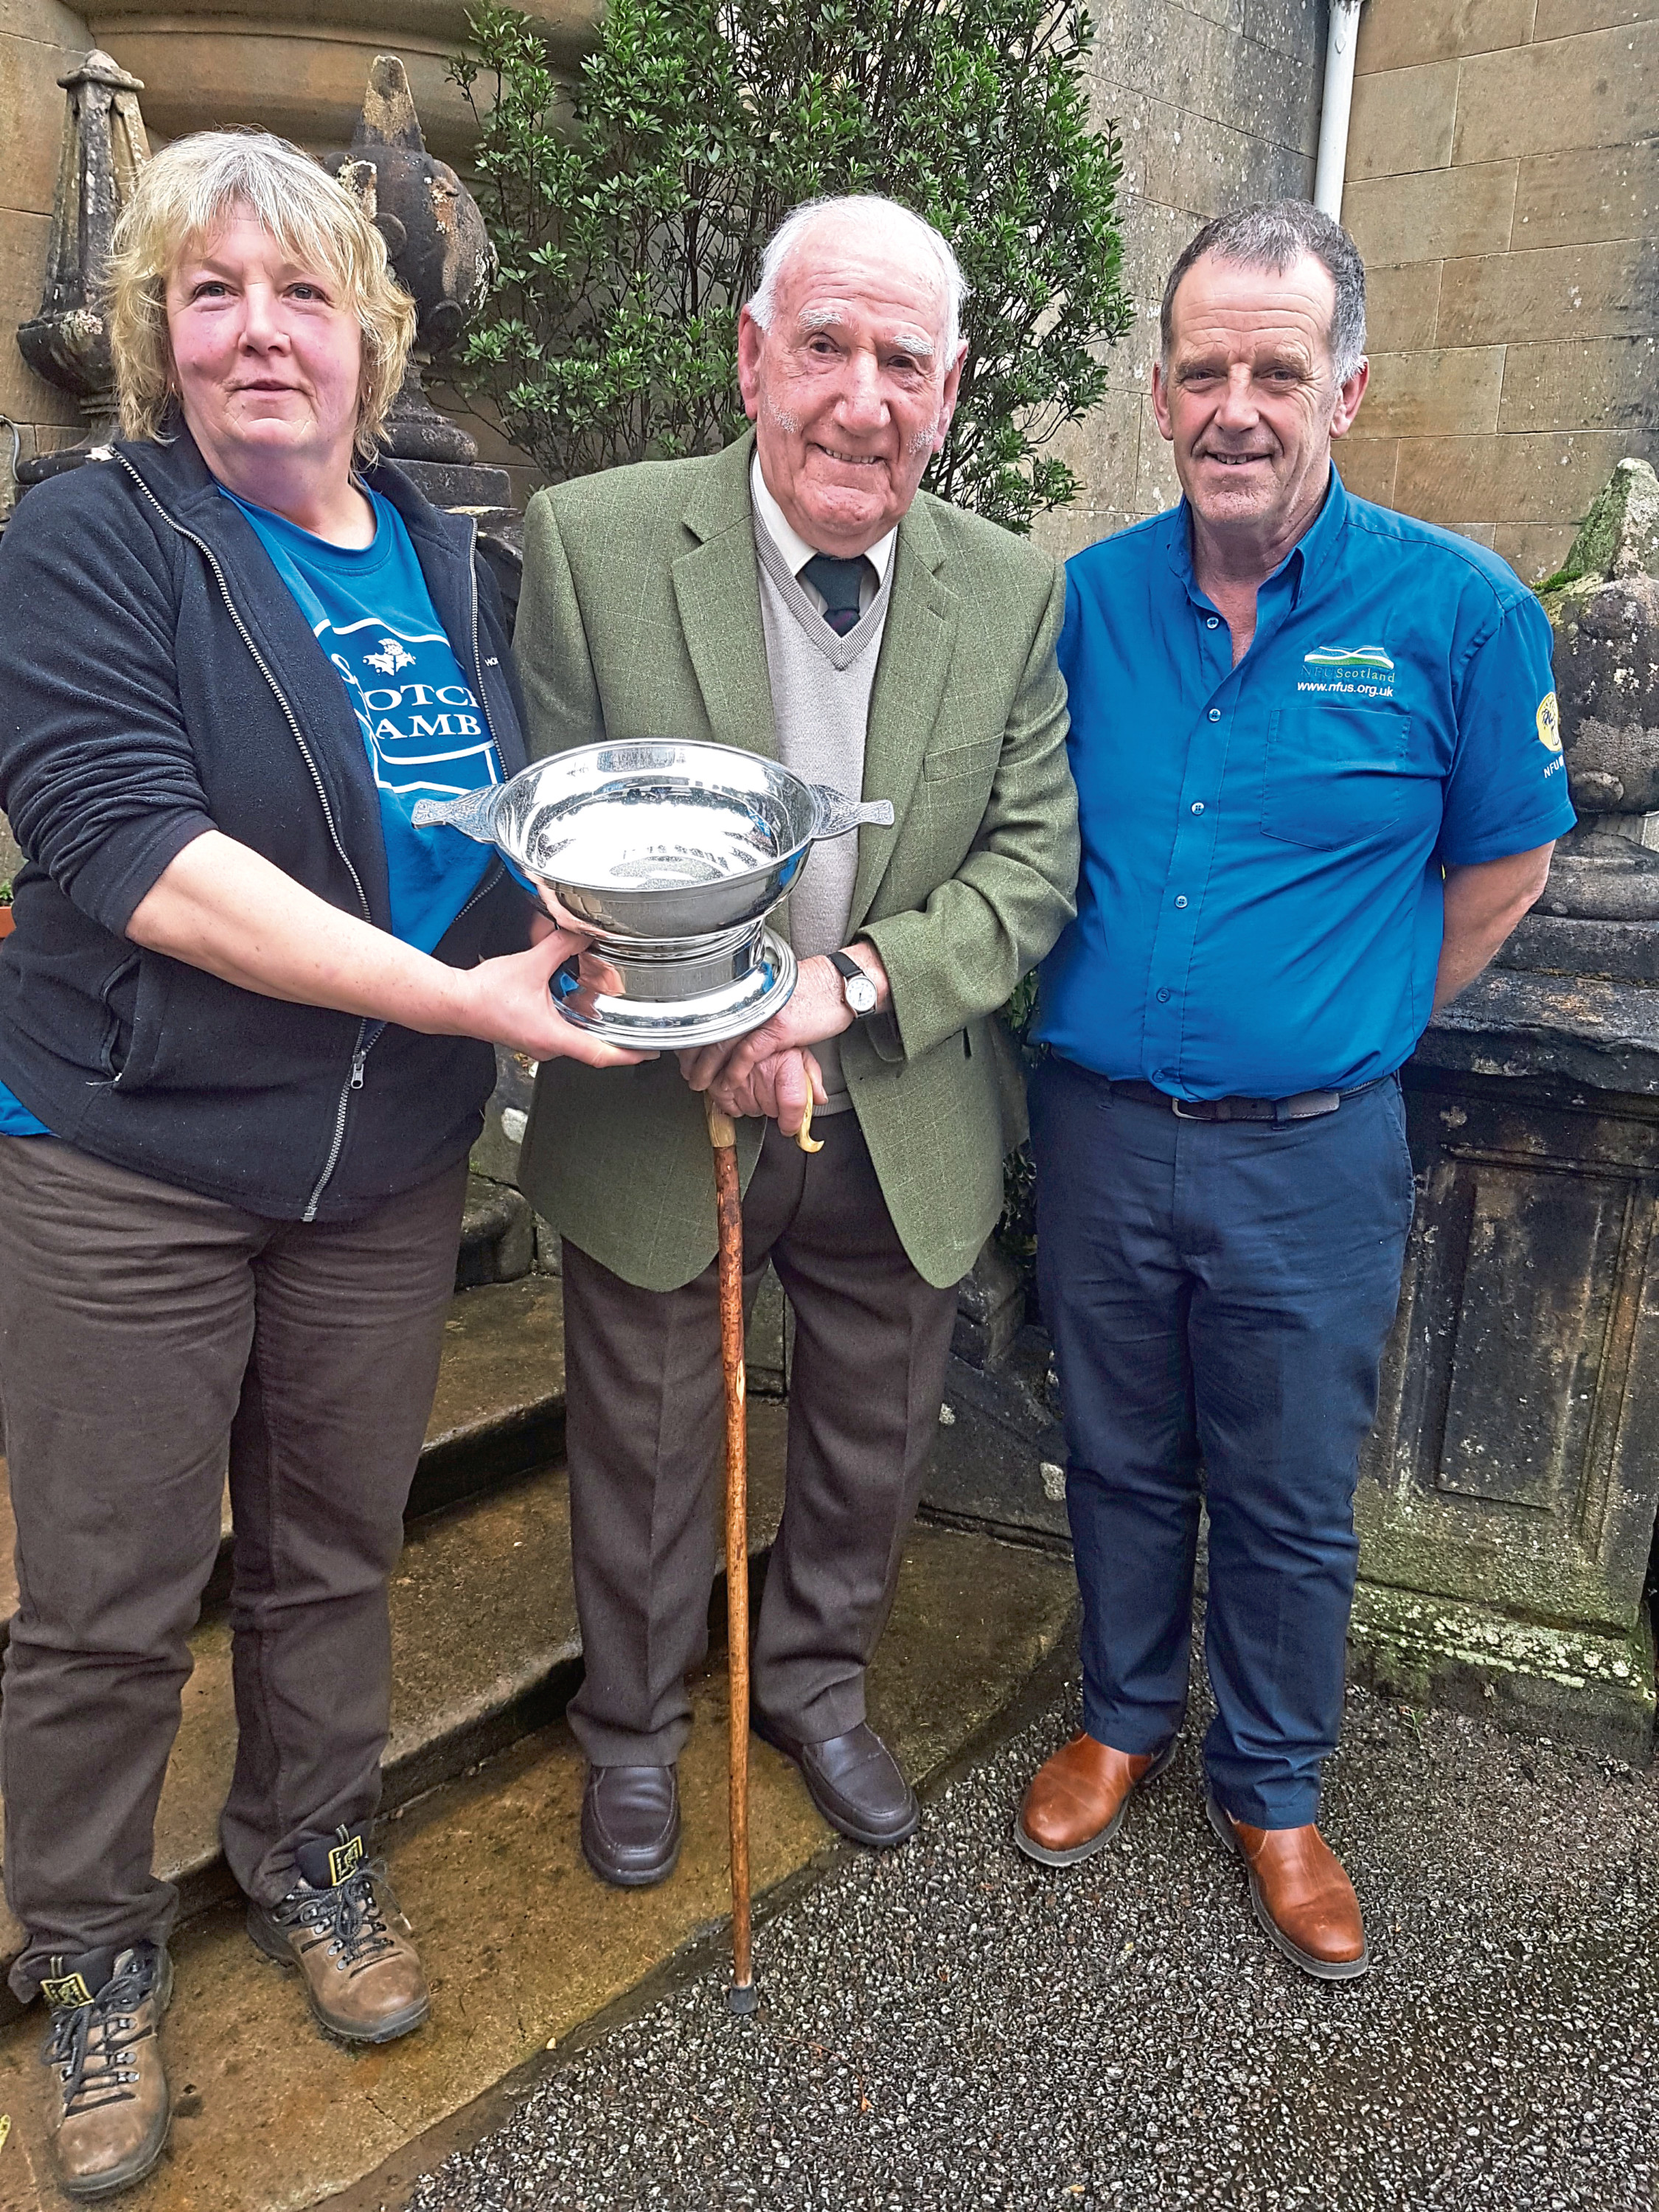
750, 452, 897, 583
1164, 461, 1349, 613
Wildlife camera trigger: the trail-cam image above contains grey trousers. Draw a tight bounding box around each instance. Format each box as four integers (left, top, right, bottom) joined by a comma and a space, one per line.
562, 1111, 961, 1765
0, 1135, 467, 2002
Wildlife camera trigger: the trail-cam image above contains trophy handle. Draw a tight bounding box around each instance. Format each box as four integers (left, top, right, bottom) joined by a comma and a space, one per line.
810, 787, 896, 841
410, 787, 504, 843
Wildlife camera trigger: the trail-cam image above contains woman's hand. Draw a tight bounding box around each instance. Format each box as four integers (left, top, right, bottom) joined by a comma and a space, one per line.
453, 928, 645, 1065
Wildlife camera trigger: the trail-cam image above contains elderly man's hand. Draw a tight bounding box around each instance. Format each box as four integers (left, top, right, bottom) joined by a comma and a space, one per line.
689, 1046, 827, 1137
677, 949, 888, 1119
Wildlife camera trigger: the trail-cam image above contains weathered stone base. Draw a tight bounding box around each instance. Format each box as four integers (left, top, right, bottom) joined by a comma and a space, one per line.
1349, 1579, 1655, 1761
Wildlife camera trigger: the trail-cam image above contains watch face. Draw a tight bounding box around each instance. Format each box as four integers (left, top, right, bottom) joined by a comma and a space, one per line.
847, 976, 878, 1015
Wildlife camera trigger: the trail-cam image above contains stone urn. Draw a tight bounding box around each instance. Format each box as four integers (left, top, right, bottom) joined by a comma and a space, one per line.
322, 54, 503, 494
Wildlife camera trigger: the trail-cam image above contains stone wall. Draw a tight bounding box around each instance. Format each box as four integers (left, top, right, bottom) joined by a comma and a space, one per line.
1033, 0, 1326, 563
1340, 0, 1659, 585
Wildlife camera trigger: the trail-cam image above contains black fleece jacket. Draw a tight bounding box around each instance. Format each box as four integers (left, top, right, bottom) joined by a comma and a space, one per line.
0, 430, 531, 1220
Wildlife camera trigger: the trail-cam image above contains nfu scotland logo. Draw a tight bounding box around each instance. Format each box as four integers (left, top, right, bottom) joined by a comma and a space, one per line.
1296, 643, 1397, 699
1303, 645, 1396, 675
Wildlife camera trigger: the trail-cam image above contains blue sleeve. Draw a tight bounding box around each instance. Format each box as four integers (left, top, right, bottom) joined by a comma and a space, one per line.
1437, 588, 1576, 867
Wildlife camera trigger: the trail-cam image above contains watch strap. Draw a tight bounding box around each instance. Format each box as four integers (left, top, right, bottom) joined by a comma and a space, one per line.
829, 948, 877, 1012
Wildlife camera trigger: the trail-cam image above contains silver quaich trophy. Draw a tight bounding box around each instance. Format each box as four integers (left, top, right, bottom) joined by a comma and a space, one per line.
412, 739, 894, 1049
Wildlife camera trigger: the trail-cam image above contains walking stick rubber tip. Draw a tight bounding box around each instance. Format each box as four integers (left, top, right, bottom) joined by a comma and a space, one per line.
727, 1982, 759, 2016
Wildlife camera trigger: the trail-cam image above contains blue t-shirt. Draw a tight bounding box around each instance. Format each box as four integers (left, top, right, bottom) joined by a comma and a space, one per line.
1035, 467, 1576, 1099
0, 484, 507, 1138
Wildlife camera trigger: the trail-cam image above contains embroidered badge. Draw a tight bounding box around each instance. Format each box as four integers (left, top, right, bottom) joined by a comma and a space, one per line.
1303, 645, 1396, 675
1537, 690, 1562, 752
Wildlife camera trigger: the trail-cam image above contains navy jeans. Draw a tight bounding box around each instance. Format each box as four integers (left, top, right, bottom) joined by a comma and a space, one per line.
1031, 1054, 1416, 1826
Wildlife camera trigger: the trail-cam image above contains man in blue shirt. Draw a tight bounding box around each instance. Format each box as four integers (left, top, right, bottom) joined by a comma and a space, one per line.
1015, 202, 1573, 1979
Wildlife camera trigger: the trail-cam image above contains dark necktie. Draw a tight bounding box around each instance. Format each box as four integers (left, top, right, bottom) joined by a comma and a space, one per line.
800, 552, 874, 637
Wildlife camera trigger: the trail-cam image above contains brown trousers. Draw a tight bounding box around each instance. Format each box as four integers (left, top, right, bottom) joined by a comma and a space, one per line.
562, 1111, 961, 1765
0, 1135, 467, 2001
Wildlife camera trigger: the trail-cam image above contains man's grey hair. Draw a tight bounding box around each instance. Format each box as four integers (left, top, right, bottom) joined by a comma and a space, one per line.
1160, 200, 1367, 385
748, 195, 968, 361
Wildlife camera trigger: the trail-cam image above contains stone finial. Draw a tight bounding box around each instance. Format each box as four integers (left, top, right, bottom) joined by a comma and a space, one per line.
1536, 459, 1659, 921
323, 55, 497, 464
15, 49, 150, 487
1547, 458, 1659, 595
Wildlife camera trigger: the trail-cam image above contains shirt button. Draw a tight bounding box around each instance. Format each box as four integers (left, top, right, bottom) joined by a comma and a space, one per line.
1156, 987, 1171, 1003
1208, 708, 1221, 723
1190, 801, 1205, 814
1174, 895, 1189, 909
1206, 616, 1220, 629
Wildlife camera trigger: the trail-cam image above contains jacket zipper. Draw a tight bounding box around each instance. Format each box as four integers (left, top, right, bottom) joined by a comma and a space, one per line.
112, 453, 374, 1220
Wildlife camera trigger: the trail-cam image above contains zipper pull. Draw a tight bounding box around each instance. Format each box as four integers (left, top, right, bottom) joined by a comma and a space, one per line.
350, 1049, 366, 1091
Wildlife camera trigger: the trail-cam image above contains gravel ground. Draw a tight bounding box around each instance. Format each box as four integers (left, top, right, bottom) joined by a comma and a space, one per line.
409, 1670, 1659, 2212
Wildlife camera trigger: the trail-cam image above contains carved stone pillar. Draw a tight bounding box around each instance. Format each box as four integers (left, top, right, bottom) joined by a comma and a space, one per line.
1349, 460, 1659, 1758
14, 48, 149, 487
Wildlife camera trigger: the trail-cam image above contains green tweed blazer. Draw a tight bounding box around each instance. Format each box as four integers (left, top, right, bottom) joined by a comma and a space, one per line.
512, 431, 1079, 1292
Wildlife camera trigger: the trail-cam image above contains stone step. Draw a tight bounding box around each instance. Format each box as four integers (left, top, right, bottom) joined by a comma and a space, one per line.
0, 1520, 1081, 2212
0, 1396, 789, 2028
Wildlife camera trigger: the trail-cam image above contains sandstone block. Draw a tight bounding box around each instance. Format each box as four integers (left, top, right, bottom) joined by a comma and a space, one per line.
1452, 21, 1659, 167
1364, 260, 1444, 354
1436, 238, 1655, 347
1343, 161, 1517, 267
1335, 436, 1399, 509
1492, 521, 1578, 585
1358, 347, 1505, 440
1354, 0, 1535, 74
1499, 337, 1656, 436
1394, 428, 1650, 527
1512, 141, 1659, 253
1346, 58, 1458, 183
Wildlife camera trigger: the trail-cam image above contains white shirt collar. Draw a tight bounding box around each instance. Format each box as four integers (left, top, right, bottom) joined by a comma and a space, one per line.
750, 452, 897, 584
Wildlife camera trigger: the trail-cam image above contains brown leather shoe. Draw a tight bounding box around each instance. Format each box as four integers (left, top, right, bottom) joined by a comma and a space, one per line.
248, 1826, 430, 2043
1207, 1796, 1369, 1980
1015, 1733, 1176, 1867
41, 1941, 173, 2199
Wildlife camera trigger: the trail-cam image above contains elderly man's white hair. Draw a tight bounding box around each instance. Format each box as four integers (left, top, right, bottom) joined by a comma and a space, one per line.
748, 195, 968, 361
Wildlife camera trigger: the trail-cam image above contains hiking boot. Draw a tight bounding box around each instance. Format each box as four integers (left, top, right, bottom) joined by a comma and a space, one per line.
247, 1824, 429, 2043
40, 1941, 172, 2199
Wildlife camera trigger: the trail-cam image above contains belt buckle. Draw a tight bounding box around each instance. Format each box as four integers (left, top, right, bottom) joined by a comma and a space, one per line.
1169, 1096, 1207, 1121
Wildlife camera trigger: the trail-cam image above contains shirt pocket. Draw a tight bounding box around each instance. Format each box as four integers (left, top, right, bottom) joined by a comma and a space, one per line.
1260, 703, 1413, 850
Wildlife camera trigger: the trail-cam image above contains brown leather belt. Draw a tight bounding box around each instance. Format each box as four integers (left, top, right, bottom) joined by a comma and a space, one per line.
1106, 1076, 1388, 1124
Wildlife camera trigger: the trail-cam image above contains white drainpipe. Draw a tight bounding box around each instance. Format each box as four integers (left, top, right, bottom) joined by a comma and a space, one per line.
1314, 0, 1366, 221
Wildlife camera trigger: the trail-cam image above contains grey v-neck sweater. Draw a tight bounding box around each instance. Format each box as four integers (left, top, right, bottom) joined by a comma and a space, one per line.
753, 521, 893, 1113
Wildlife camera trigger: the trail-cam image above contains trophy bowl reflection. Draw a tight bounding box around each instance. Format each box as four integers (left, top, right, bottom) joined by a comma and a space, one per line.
411, 740, 894, 1049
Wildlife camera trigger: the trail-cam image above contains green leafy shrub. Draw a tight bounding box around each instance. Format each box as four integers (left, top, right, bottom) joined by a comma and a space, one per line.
452, 0, 1130, 532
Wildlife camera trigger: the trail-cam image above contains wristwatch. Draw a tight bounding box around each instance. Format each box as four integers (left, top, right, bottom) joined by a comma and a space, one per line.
829, 948, 879, 1018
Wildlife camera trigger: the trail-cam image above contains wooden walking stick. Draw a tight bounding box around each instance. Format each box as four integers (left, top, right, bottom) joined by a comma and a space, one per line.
707, 1057, 820, 2017
706, 1091, 758, 2014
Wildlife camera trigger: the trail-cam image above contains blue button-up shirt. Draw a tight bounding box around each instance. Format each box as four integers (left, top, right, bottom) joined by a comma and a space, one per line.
1036, 468, 1576, 1099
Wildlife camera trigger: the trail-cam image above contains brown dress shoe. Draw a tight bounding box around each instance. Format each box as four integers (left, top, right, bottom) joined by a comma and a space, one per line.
41, 1941, 173, 2200
1207, 1797, 1369, 1980
248, 1826, 430, 2043
1015, 1732, 1176, 1867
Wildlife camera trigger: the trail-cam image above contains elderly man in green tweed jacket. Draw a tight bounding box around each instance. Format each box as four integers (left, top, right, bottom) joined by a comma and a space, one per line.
514, 194, 1079, 1887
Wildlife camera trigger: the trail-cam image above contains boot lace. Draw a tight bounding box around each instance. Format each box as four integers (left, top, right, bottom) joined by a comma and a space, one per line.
281, 1863, 398, 1973
44, 1955, 154, 2117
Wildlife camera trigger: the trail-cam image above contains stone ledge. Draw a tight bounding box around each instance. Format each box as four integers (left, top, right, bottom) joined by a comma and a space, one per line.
1349, 1579, 1656, 1762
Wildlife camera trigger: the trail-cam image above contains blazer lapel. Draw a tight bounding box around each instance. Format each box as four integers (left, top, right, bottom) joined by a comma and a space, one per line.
671, 433, 778, 759
851, 497, 957, 927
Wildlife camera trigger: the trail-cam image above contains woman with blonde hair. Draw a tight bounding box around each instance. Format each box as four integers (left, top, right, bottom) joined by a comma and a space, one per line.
0, 130, 631, 2199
